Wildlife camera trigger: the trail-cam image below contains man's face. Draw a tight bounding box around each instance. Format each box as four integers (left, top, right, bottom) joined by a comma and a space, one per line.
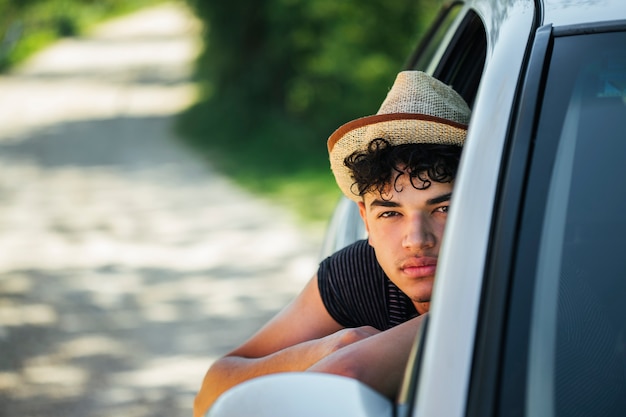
358, 171, 453, 315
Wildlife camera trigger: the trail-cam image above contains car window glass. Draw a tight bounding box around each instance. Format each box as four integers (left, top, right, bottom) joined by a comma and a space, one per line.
525, 30, 626, 417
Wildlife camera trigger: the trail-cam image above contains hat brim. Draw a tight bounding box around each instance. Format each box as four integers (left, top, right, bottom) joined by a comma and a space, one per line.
328, 113, 467, 202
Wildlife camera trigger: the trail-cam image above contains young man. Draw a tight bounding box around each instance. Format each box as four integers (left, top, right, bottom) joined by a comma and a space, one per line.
194, 71, 471, 417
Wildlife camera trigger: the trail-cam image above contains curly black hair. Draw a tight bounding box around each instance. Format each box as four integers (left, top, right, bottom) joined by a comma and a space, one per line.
343, 138, 462, 200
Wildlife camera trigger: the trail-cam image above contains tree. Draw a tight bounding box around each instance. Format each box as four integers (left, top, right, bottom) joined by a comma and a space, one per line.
183, 0, 439, 146
178, 0, 441, 220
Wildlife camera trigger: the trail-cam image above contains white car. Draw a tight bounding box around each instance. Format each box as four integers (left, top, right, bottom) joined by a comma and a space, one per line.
208, 0, 626, 416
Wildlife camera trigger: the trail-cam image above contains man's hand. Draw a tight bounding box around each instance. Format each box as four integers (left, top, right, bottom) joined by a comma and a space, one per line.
317, 325, 381, 354
307, 314, 426, 399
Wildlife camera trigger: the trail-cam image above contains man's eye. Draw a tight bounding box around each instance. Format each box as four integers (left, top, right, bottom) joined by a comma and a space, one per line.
379, 211, 399, 218
434, 206, 449, 214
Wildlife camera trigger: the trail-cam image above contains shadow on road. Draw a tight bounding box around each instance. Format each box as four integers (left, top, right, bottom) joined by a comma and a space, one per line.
0, 3, 323, 417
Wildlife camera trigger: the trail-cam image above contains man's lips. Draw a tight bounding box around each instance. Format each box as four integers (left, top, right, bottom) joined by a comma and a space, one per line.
400, 257, 438, 278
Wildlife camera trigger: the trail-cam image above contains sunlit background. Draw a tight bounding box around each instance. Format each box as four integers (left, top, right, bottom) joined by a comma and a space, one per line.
0, 3, 321, 416
0, 0, 438, 415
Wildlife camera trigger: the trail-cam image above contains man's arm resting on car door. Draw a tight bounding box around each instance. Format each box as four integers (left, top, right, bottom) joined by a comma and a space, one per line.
193, 275, 381, 417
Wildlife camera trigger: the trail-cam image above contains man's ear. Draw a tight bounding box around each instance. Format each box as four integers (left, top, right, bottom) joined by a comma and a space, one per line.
358, 201, 369, 233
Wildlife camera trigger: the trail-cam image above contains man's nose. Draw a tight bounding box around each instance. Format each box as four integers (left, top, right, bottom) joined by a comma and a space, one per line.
402, 214, 435, 251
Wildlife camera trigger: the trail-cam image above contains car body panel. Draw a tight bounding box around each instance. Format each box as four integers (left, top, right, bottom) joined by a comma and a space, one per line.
543, 0, 626, 27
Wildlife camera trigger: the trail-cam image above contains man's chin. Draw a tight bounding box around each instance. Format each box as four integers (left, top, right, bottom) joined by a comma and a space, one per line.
407, 281, 433, 303
414, 301, 430, 315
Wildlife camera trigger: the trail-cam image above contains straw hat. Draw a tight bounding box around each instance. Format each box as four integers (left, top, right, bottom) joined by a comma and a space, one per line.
327, 71, 471, 202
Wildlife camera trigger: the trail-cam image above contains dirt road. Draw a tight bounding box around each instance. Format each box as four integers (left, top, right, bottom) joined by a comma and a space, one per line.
0, 3, 323, 416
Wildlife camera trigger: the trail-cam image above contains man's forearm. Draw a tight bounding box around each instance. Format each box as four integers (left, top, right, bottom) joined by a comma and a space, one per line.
194, 339, 324, 417
194, 326, 378, 417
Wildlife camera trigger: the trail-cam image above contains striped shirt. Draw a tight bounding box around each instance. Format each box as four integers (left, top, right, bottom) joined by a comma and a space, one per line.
317, 239, 419, 330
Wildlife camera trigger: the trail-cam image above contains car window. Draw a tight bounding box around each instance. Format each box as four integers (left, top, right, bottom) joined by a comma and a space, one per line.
527, 29, 626, 417
319, 4, 480, 260
320, 7, 488, 276
403, 2, 463, 72
431, 10, 486, 107
504, 29, 626, 417
405, 6, 486, 108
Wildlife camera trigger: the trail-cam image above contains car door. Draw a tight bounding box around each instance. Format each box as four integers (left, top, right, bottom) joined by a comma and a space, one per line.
467, 22, 626, 417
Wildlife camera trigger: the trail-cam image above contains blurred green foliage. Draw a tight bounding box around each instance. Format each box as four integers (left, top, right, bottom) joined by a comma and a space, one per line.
178, 0, 442, 223
0, 0, 166, 71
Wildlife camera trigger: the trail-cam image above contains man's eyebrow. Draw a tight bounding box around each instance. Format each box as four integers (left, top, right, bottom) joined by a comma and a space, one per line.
368, 192, 453, 208
369, 199, 400, 208
427, 192, 453, 205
